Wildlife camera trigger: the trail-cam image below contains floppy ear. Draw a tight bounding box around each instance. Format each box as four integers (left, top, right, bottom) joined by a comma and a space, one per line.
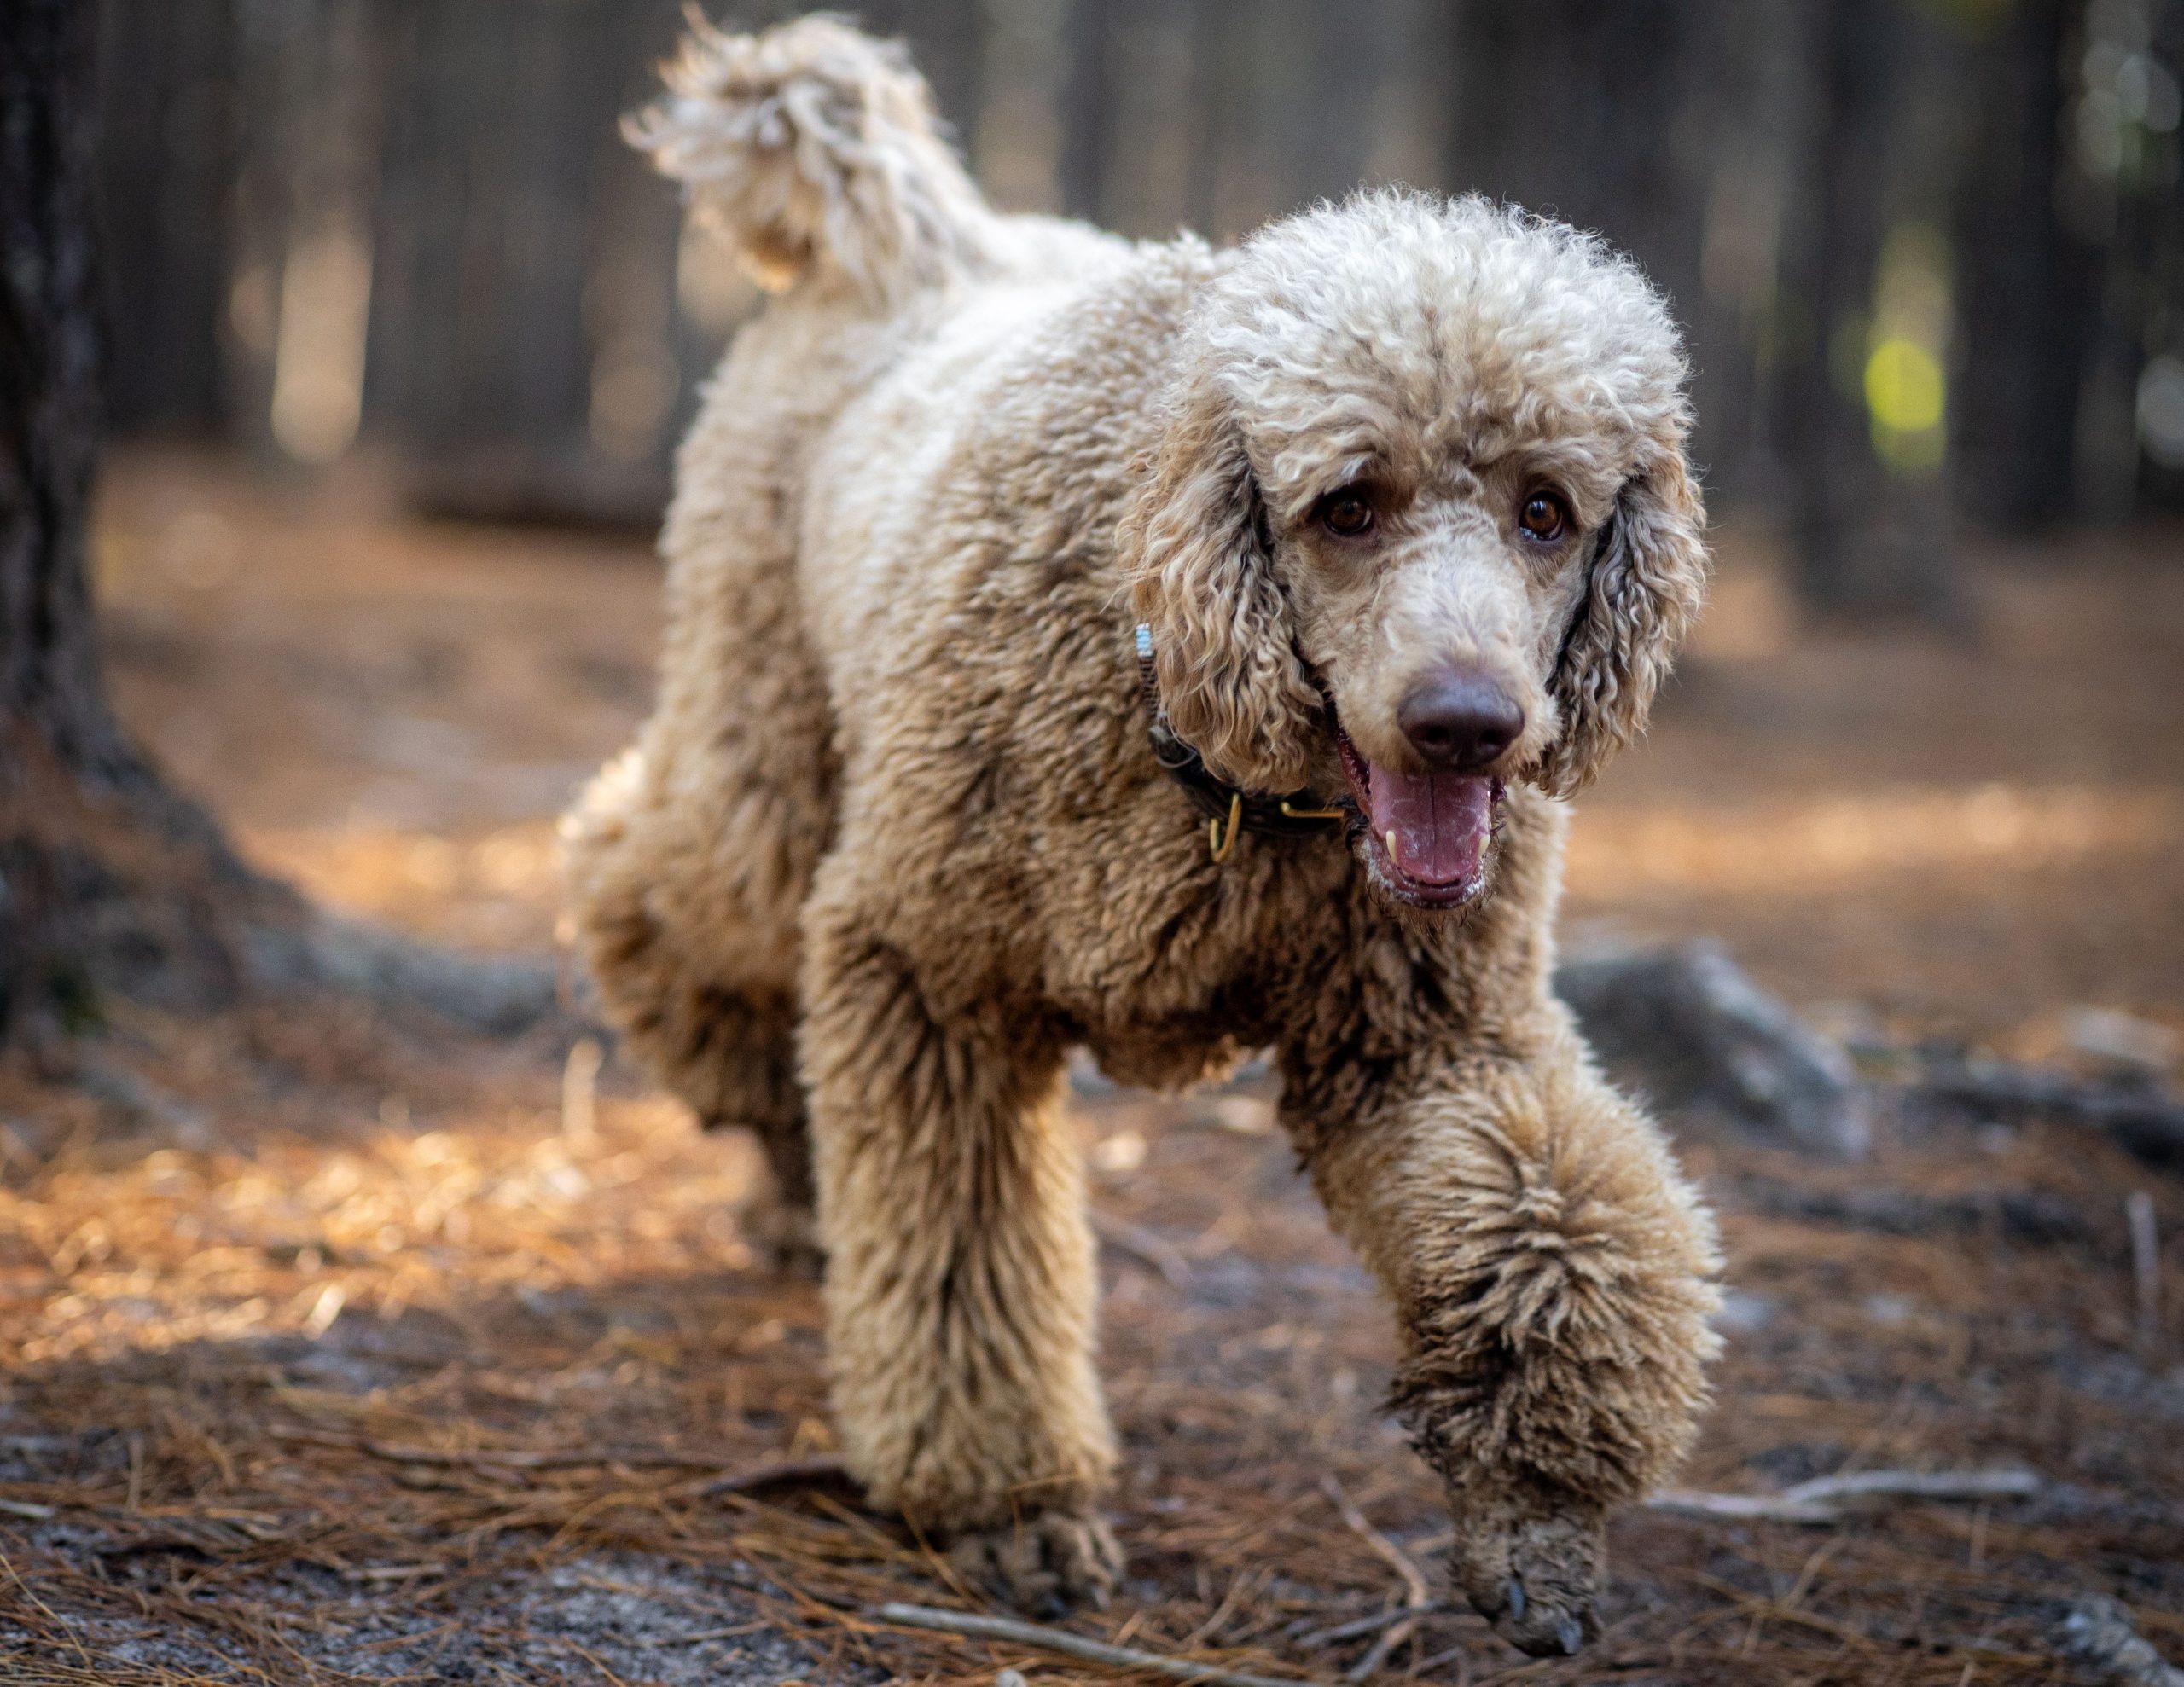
1121, 367, 1322, 793
1538, 444, 1709, 797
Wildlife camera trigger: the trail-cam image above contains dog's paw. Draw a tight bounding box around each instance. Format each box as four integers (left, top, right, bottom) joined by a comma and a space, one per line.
1445, 1500, 1603, 1658
948, 1510, 1121, 1618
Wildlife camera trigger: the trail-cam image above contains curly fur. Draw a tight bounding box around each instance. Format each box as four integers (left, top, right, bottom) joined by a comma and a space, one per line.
624, 13, 1002, 306
568, 13, 1720, 1655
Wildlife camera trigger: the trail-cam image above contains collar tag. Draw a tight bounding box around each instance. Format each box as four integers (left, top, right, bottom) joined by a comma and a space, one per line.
1130, 623, 1349, 858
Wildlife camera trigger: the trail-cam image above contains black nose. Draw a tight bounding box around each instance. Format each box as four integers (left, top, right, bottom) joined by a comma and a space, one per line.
1396, 666, 1525, 772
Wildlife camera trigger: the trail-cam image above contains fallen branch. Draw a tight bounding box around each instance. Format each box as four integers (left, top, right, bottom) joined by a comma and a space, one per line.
2060, 1595, 2184, 1687
1319, 1477, 1432, 1680
1647, 1467, 2040, 1526
1780, 1467, 2040, 1508
876, 1601, 1314, 1687
1645, 1489, 1839, 1525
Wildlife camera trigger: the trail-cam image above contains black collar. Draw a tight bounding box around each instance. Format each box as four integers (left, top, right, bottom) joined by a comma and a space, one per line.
1133, 623, 1350, 859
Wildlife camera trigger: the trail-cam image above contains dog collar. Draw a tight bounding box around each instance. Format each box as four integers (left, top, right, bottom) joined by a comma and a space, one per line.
1133, 623, 1350, 861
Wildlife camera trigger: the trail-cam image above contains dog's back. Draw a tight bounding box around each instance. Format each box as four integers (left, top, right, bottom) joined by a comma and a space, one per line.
561, 14, 1130, 1247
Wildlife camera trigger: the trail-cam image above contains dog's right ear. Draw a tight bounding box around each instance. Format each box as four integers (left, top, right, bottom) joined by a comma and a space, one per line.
1120, 366, 1322, 794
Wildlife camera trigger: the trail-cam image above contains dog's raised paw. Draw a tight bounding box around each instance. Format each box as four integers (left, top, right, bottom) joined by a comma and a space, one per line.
1446, 1504, 1604, 1658
947, 1510, 1121, 1618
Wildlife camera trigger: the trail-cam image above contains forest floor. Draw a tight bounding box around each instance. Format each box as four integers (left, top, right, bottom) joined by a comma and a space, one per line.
0, 447, 2180, 1684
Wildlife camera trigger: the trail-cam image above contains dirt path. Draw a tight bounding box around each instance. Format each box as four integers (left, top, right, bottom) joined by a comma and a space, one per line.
0, 449, 2177, 1683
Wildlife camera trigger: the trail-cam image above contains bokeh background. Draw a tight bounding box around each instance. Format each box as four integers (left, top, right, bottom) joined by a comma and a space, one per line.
98, 0, 2184, 564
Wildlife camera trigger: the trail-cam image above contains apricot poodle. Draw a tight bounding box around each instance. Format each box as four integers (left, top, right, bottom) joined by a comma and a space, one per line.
565, 13, 1722, 1657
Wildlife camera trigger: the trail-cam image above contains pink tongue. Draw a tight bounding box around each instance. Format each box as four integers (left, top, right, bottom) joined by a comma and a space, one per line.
1364, 762, 1494, 885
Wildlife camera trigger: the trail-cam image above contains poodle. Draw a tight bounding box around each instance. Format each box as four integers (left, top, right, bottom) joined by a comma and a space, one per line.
564, 13, 1721, 1657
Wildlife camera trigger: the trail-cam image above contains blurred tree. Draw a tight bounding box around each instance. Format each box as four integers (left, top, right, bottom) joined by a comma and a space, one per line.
1449, 0, 1711, 336
96, 0, 237, 436
1954, 0, 2103, 528
365, 0, 659, 521
0, 0, 284, 1043
81, 0, 2179, 577
1772, 0, 1964, 619
1446, 0, 1754, 501
2071, 0, 2184, 514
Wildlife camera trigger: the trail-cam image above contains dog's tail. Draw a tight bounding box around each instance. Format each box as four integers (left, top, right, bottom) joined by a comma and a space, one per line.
625, 12, 998, 312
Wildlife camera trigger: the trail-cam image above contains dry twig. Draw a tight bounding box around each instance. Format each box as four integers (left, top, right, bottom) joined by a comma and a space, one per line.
1318, 1477, 1432, 1680
1295, 1603, 1454, 1650
1780, 1467, 2041, 1507
876, 1601, 1314, 1687
270, 1427, 724, 1471
1647, 1466, 2040, 1525
1645, 1489, 1839, 1524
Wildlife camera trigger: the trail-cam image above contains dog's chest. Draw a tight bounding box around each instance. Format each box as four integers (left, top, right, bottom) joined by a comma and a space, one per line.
1045, 840, 1357, 1087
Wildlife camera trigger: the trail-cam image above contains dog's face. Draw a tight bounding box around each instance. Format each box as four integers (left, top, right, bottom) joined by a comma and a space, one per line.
1125, 193, 1708, 913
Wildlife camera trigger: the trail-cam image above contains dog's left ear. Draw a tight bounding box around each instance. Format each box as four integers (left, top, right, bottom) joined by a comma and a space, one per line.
1537, 443, 1709, 797
1121, 362, 1322, 793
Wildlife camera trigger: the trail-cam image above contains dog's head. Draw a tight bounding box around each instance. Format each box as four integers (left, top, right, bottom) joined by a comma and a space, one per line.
1124, 192, 1706, 912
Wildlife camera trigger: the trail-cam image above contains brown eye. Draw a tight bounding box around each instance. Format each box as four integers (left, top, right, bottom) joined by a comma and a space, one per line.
1518, 491, 1568, 542
1317, 487, 1375, 537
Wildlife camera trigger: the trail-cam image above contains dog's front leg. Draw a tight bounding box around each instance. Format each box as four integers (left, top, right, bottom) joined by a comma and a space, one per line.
799, 896, 1119, 1613
1287, 1011, 1722, 1657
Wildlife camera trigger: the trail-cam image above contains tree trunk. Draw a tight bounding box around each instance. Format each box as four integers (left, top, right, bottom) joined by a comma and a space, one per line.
1447, 0, 1723, 478
94, 0, 239, 438
1952, 0, 2100, 530
0, 0, 282, 1041
1772, 0, 1964, 619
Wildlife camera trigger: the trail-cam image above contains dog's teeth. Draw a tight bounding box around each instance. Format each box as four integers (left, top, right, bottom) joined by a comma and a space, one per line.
1384, 829, 1399, 864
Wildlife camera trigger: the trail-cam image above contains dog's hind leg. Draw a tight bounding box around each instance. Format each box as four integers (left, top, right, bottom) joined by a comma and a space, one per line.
798, 879, 1119, 1613
563, 499, 835, 1272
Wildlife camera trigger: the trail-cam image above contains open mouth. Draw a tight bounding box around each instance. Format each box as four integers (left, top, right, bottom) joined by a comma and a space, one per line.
1333, 726, 1502, 909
